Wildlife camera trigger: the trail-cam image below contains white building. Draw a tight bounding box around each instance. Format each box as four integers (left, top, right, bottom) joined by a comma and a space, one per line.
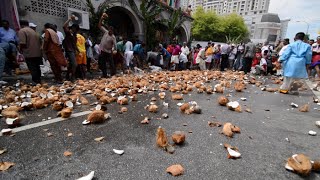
251, 13, 281, 44
280, 19, 290, 39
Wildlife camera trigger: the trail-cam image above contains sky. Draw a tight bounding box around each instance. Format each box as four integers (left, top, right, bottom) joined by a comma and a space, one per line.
269, 0, 320, 40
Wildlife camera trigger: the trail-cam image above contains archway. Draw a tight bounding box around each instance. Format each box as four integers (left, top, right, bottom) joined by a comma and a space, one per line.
106, 5, 142, 41
177, 26, 188, 43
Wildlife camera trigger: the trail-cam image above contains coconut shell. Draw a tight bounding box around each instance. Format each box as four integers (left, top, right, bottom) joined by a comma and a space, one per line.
33, 99, 46, 109
166, 164, 184, 176
156, 126, 168, 148
52, 101, 64, 111
222, 123, 233, 138
58, 108, 72, 118
5, 106, 22, 112
172, 94, 183, 100
117, 98, 128, 105
215, 85, 224, 93
287, 154, 312, 176
231, 125, 241, 133
131, 94, 138, 101
172, 131, 186, 144
234, 81, 245, 92
148, 104, 158, 113
87, 110, 106, 124
312, 161, 320, 171
299, 104, 309, 112
218, 96, 229, 106
2, 110, 19, 118
179, 103, 190, 112
80, 96, 89, 105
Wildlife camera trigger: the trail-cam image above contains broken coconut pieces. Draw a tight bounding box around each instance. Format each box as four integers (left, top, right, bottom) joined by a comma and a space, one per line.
82, 110, 110, 125
179, 102, 202, 115
224, 143, 241, 159
226, 101, 242, 112
156, 126, 168, 148
172, 131, 186, 145
218, 96, 229, 106
222, 123, 241, 138
57, 108, 73, 118
76, 171, 95, 180
166, 164, 184, 176
285, 154, 313, 176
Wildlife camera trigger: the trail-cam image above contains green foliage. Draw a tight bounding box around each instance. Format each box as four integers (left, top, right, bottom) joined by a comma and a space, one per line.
86, 0, 109, 43
165, 8, 186, 42
139, 0, 163, 50
192, 7, 249, 43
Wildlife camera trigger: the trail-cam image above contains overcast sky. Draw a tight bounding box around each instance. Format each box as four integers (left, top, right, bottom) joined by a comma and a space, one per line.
269, 0, 320, 40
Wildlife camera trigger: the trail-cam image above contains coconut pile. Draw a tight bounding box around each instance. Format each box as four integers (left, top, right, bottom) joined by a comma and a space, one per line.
0, 70, 318, 177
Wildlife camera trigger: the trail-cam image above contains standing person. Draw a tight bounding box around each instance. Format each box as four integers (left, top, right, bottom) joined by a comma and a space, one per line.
53, 24, 64, 48
279, 32, 312, 94
116, 36, 125, 71
159, 44, 171, 70
309, 39, 315, 46
98, 13, 117, 77
0, 43, 17, 84
309, 36, 320, 80
181, 42, 190, 56
133, 41, 145, 68
234, 45, 244, 71
63, 17, 78, 81
205, 42, 214, 70
75, 32, 87, 79
196, 45, 206, 70
220, 43, 230, 71
124, 38, 133, 52
18, 20, 42, 84
228, 44, 237, 69
243, 41, 256, 74
276, 38, 290, 76
0, 20, 18, 44
43, 23, 67, 83
85, 35, 93, 74
170, 43, 181, 70
213, 44, 221, 69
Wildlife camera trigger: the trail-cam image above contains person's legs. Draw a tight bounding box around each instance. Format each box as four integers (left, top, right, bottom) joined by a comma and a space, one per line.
65, 51, 77, 80
0, 48, 6, 83
106, 52, 116, 76
25, 57, 42, 84
280, 76, 294, 93
220, 54, 227, 71
98, 51, 108, 77
86, 56, 91, 73
315, 65, 320, 80
47, 53, 62, 82
229, 59, 234, 69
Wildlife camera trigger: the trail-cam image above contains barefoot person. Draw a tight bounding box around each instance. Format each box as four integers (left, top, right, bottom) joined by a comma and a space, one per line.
279, 32, 312, 94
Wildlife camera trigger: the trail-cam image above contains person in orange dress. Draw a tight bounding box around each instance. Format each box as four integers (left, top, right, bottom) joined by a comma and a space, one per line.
75, 33, 86, 79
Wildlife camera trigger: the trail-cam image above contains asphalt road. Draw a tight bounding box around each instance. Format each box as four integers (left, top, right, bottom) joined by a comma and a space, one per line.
0, 73, 319, 180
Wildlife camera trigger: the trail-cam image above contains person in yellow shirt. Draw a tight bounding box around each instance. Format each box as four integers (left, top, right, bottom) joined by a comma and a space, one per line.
205, 42, 214, 69
76, 32, 87, 79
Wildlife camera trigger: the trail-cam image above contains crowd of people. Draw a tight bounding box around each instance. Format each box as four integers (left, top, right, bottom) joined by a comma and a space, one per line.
0, 13, 319, 95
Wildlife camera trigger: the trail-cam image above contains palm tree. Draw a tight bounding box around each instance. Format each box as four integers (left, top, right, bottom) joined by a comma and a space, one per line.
166, 8, 186, 43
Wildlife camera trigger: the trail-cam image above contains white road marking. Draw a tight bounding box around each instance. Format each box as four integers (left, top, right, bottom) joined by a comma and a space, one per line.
305, 80, 320, 99
0, 111, 91, 136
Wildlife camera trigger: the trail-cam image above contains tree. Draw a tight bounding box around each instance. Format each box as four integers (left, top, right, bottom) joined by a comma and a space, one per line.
86, 0, 109, 43
192, 7, 249, 43
165, 8, 186, 42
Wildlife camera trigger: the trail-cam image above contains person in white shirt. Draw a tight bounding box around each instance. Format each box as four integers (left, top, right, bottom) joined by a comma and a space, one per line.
196, 46, 206, 70
53, 24, 64, 46
178, 53, 188, 70
125, 50, 134, 68
124, 39, 133, 52
181, 42, 190, 56
228, 44, 237, 69
277, 38, 290, 76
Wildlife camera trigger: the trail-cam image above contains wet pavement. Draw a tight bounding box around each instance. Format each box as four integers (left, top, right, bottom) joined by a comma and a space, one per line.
0, 72, 319, 180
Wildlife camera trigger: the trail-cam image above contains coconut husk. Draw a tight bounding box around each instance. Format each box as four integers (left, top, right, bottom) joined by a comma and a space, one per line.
156, 126, 168, 148
158, 92, 166, 99
33, 99, 46, 109
120, 107, 128, 113
148, 104, 158, 113
5, 106, 22, 112
218, 96, 229, 106
287, 154, 312, 176
166, 164, 184, 176
87, 110, 106, 124
52, 101, 64, 111
58, 108, 72, 118
215, 85, 224, 93
2, 110, 19, 118
234, 81, 245, 92
231, 125, 241, 133
222, 123, 233, 138
172, 94, 183, 100
312, 161, 320, 171
117, 97, 128, 105
180, 103, 190, 112
266, 88, 278, 92
172, 131, 186, 145
299, 104, 309, 112
80, 96, 89, 105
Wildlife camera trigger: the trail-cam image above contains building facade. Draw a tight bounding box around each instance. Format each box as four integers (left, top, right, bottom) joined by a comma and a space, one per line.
2, 0, 192, 43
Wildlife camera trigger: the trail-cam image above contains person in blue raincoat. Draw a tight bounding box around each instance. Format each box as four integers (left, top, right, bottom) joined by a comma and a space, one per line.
279, 32, 312, 94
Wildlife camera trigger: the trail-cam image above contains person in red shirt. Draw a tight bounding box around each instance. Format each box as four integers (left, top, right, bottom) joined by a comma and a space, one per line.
251, 48, 262, 70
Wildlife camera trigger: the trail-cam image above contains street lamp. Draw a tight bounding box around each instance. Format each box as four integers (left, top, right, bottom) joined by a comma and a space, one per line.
296, 20, 310, 35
